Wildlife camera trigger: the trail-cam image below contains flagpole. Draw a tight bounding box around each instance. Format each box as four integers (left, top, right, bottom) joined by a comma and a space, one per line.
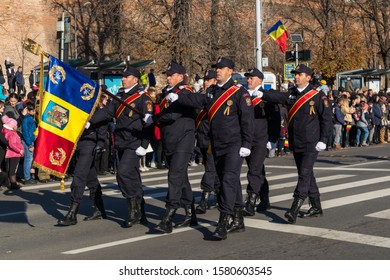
255, 0, 262, 71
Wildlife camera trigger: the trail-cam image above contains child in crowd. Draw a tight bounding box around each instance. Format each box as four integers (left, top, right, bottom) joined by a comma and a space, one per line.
2, 115, 24, 189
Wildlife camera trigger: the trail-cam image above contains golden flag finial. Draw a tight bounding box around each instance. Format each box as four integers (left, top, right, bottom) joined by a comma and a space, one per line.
22, 38, 49, 57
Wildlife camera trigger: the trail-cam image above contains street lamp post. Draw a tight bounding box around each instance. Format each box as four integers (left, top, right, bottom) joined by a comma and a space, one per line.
255, 0, 262, 71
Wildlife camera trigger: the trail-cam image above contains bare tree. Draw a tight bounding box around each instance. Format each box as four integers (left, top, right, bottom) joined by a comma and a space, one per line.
352, 0, 390, 87
50, 0, 123, 60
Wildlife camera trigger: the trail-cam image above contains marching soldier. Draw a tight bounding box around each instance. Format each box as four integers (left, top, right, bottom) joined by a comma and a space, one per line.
161, 57, 254, 240
57, 107, 108, 226
195, 70, 220, 214
257, 64, 332, 224
89, 66, 153, 228
144, 61, 198, 233
242, 68, 280, 216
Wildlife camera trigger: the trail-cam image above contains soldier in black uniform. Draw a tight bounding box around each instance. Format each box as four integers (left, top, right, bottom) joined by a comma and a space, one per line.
89, 66, 153, 228
57, 106, 108, 226
195, 69, 220, 214
143, 62, 198, 233
242, 68, 280, 216
258, 64, 332, 224
163, 57, 254, 240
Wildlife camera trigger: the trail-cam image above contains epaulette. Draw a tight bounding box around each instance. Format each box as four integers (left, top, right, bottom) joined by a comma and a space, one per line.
179, 85, 194, 93
236, 83, 243, 88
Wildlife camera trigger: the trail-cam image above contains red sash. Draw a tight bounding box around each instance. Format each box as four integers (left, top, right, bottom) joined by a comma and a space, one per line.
208, 85, 240, 123
287, 89, 319, 123
115, 92, 142, 119
252, 97, 262, 107
159, 85, 194, 111
195, 109, 207, 129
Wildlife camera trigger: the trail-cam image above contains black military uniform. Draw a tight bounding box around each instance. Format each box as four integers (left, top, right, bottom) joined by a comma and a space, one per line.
261, 64, 332, 224
150, 62, 198, 233
195, 70, 220, 213
57, 107, 107, 226
90, 67, 153, 228
242, 68, 280, 216
173, 57, 254, 240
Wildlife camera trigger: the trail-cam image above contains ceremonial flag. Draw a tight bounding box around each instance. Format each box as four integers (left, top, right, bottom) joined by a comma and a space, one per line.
266, 20, 289, 53
33, 55, 101, 177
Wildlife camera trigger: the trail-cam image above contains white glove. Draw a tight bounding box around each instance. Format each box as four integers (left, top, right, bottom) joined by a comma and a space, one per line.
266, 141, 272, 150
167, 92, 178, 102
315, 141, 327, 151
143, 113, 153, 125
135, 146, 147, 156
239, 147, 251, 157
252, 90, 263, 98
85, 121, 91, 129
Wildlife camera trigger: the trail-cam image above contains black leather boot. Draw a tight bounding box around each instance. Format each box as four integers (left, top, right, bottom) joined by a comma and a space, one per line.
123, 197, 140, 228
301, 197, 323, 218
257, 193, 271, 212
57, 202, 79, 226
227, 207, 245, 233
156, 207, 177, 233
139, 197, 148, 224
284, 197, 304, 224
174, 203, 198, 228
243, 192, 258, 216
196, 191, 210, 214
84, 195, 107, 221
213, 212, 230, 240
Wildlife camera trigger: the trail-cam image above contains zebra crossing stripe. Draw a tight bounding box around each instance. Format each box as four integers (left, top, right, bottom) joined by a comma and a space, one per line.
366, 209, 390, 220
271, 176, 390, 203
244, 219, 390, 249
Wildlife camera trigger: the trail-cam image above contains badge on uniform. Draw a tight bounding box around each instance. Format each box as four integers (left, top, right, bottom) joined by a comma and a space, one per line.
224, 100, 233, 116
259, 101, 266, 116
309, 100, 316, 115
129, 103, 136, 117
245, 97, 252, 106
146, 100, 153, 112
322, 95, 329, 108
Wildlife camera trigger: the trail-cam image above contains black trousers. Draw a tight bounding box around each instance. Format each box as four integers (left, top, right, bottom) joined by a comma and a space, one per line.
292, 151, 320, 200
214, 150, 244, 215
199, 147, 220, 193
165, 152, 193, 209
117, 149, 143, 204
70, 145, 102, 204
245, 142, 269, 196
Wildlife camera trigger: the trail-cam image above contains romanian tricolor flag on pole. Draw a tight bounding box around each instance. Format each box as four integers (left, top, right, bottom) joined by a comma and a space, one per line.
33, 55, 101, 178
266, 20, 289, 53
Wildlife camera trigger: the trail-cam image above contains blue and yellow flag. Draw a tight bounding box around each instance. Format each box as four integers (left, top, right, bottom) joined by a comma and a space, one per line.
266, 20, 289, 53
33, 55, 101, 177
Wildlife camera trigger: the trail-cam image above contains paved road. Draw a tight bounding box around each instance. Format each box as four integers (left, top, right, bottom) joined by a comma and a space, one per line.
1, 144, 390, 260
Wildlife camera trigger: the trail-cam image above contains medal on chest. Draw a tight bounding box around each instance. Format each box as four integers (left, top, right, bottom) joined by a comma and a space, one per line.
224, 100, 233, 116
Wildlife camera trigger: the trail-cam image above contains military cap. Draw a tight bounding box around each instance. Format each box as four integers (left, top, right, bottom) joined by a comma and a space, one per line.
203, 69, 216, 80
244, 67, 264, 79
163, 61, 186, 75
291, 64, 313, 76
212, 57, 235, 69
121, 66, 140, 79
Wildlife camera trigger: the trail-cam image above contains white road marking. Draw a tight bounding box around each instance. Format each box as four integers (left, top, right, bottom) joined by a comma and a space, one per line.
62, 221, 216, 254
366, 209, 390, 220
244, 219, 390, 249
62, 216, 390, 255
